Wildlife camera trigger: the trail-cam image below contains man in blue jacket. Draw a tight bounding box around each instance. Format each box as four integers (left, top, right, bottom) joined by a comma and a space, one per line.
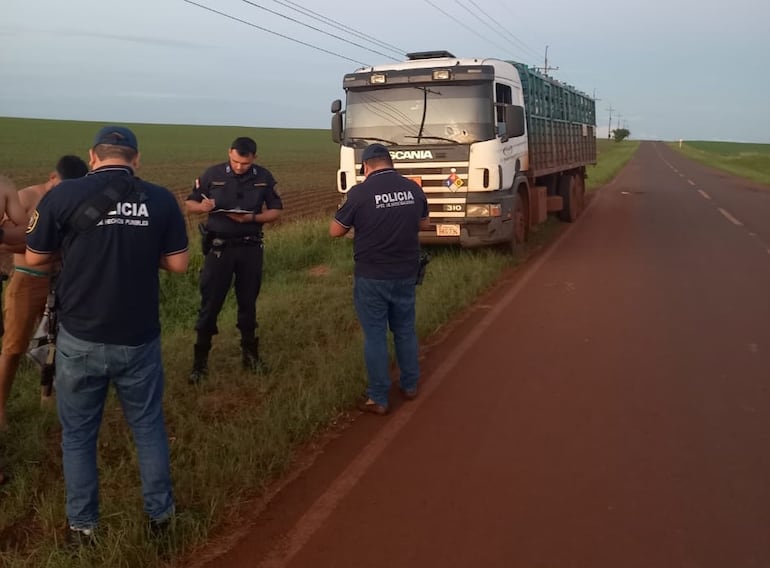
26, 126, 189, 542
330, 143, 430, 415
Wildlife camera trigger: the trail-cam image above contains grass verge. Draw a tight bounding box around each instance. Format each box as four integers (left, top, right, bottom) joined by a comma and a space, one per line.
669, 141, 770, 186
0, 137, 638, 567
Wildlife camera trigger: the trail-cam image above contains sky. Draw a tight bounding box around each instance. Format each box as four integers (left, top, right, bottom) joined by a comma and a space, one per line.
1, 0, 769, 143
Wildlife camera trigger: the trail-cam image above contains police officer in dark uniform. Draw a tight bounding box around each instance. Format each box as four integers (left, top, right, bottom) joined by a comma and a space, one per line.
330, 143, 430, 415
185, 137, 283, 383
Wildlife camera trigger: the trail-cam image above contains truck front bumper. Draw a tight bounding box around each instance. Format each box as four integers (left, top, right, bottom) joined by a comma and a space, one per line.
419, 217, 513, 248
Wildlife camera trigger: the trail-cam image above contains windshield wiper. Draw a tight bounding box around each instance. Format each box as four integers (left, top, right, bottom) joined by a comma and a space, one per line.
404, 135, 461, 144
348, 136, 398, 146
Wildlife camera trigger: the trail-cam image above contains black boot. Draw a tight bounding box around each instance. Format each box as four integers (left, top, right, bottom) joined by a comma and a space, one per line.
189, 344, 210, 384
241, 337, 268, 374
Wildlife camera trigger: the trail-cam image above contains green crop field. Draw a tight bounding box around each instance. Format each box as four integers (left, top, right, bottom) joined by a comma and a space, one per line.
0, 117, 340, 192
670, 140, 770, 186
0, 118, 637, 567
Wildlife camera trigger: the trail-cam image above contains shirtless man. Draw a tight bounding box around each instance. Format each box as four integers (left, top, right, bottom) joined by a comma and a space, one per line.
0, 156, 88, 429
0, 175, 32, 230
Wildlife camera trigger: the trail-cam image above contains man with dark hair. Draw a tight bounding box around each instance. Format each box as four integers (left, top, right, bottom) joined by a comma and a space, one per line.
185, 136, 283, 383
330, 143, 430, 415
0, 155, 88, 429
25, 126, 189, 541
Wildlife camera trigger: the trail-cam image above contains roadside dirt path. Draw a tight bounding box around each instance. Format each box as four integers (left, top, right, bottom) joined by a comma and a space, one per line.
197, 142, 770, 567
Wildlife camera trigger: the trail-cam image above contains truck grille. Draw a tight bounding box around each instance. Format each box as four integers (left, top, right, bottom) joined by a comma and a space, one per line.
394, 162, 469, 194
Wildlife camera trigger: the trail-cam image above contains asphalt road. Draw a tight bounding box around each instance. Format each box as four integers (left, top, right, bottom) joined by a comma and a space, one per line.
200, 142, 770, 568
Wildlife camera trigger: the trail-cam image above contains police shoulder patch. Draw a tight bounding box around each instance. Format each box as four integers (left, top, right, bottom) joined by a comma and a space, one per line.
26, 210, 39, 234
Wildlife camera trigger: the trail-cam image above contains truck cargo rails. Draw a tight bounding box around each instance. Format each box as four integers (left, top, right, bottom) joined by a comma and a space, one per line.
330, 50, 597, 252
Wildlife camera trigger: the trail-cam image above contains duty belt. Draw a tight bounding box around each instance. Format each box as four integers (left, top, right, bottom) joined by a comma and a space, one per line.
210, 234, 263, 247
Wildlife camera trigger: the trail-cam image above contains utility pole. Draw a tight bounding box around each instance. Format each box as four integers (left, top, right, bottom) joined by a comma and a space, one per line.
606, 103, 615, 140
537, 45, 560, 76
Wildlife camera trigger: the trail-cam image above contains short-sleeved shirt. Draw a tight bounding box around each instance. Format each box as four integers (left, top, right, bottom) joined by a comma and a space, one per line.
334, 168, 428, 279
186, 162, 283, 237
26, 166, 189, 346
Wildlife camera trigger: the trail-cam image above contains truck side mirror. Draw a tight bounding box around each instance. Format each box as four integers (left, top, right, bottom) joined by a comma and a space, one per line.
331, 100, 344, 144
331, 114, 343, 143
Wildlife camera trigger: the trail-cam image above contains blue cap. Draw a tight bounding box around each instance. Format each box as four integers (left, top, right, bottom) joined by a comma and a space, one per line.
360, 143, 391, 174
92, 126, 138, 151
361, 143, 390, 162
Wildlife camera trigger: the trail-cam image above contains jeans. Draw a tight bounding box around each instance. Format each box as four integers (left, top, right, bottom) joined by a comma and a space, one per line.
55, 326, 174, 529
353, 277, 420, 407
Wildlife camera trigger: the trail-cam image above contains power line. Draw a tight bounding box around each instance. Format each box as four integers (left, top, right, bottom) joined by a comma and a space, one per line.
271, 0, 405, 57
181, 0, 371, 66
461, 0, 542, 61
422, 0, 514, 56
491, 0, 548, 62
454, 0, 518, 56
240, 0, 399, 61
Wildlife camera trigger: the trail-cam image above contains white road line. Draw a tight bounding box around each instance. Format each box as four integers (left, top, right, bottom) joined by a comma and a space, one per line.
697, 190, 711, 200
687, 179, 696, 186
718, 208, 744, 226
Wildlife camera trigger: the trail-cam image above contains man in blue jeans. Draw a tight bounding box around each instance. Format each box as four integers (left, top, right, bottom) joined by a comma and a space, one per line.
25, 126, 189, 542
330, 143, 430, 415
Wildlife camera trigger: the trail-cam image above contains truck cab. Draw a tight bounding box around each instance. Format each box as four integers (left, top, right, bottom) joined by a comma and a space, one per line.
331, 51, 595, 250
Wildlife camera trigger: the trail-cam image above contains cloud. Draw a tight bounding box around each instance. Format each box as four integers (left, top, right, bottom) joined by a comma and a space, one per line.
0, 26, 209, 49
120, 91, 220, 101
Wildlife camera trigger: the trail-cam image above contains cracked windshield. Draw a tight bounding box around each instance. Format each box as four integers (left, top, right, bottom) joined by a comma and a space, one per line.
344, 83, 495, 147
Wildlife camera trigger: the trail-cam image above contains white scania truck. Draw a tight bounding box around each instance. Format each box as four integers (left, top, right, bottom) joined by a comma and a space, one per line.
331, 50, 596, 251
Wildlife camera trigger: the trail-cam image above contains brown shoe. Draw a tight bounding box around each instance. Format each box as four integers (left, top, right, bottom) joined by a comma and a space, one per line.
400, 386, 418, 400
357, 398, 388, 415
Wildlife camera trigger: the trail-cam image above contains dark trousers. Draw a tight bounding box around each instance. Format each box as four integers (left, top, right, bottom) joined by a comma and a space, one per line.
195, 243, 264, 347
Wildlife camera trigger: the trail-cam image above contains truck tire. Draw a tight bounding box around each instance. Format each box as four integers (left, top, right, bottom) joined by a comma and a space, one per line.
557, 173, 580, 222
575, 173, 586, 212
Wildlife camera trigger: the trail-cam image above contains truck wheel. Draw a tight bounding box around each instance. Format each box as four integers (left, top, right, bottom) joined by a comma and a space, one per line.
575, 174, 586, 212
510, 192, 528, 254
558, 174, 580, 222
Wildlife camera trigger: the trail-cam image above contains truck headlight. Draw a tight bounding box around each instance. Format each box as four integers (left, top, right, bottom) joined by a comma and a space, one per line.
466, 204, 502, 217
466, 204, 490, 217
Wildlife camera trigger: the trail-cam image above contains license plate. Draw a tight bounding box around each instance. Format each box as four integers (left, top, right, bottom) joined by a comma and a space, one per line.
407, 176, 423, 187
436, 224, 460, 237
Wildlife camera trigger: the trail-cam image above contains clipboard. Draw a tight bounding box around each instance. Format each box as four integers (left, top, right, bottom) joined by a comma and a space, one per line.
211, 208, 253, 214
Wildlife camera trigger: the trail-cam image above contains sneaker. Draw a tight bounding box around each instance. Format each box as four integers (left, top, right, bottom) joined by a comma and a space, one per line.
357, 398, 388, 415
67, 525, 96, 547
